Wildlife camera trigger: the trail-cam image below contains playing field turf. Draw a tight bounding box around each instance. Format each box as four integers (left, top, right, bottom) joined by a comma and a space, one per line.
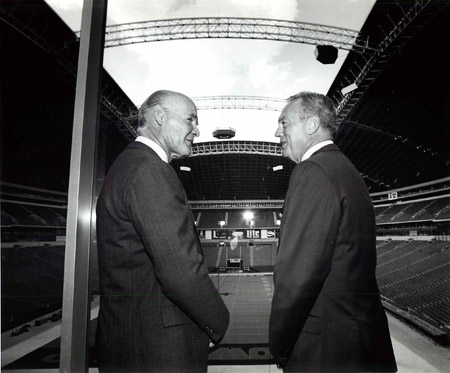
208, 273, 275, 364
2, 273, 276, 369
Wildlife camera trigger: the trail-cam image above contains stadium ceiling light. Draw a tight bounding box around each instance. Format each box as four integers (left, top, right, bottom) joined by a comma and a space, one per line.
273, 165, 283, 171
180, 166, 191, 172
243, 211, 254, 220
219, 220, 226, 227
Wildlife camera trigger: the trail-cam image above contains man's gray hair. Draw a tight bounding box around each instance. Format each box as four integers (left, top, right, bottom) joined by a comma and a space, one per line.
137, 90, 173, 135
288, 92, 338, 138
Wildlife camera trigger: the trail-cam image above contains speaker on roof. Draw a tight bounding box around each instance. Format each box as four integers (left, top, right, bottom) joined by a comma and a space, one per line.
314, 45, 338, 64
213, 127, 236, 139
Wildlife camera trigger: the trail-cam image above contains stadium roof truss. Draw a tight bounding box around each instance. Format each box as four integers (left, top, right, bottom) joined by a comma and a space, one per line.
325, 0, 450, 190
4, 3, 441, 142
328, 0, 443, 125
2, 0, 449, 196
82, 17, 378, 53
193, 95, 287, 111
0, 3, 138, 141
191, 141, 282, 157
122, 95, 286, 126
86, 3, 441, 130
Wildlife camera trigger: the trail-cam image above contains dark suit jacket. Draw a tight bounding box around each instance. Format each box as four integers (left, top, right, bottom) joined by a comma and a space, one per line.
269, 144, 397, 372
96, 141, 229, 372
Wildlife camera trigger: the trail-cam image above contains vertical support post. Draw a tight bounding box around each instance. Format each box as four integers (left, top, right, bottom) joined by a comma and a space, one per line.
60, 0, 107, 371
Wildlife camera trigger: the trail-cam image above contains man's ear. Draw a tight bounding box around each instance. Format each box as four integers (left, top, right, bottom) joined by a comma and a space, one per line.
153, 105, 164, 127
306, 115, 320, 135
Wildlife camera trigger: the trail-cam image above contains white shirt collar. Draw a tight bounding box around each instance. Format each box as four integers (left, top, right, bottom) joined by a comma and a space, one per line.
301, 140, 334, 162
135, 136, 169, 163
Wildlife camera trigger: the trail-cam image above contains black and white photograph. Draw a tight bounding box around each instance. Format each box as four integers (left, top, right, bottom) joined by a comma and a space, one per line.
1, 0, 450, 372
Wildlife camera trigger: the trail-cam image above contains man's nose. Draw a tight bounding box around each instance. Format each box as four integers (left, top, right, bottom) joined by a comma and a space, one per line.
192, 124, 200, 137
275, 125, 282, 137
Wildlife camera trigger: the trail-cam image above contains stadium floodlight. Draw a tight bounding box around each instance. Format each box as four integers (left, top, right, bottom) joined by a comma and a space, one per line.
243, 211, 254, 220
219, 220, 226, 227
273, 165, 283, 171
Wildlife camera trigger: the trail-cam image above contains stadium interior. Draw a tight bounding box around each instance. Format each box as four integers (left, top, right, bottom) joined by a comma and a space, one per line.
1, 0, 450, 371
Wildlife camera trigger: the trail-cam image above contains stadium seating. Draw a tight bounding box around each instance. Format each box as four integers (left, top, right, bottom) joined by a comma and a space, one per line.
226, 211, 247, 228
26, 205, 67, 226
376, 204, 409, 223
375, 196, 450, 224
1, 245, 65, 332
376, 240, 450, 333
1, 210, 18, 226
196, 210, 226, 228
1, 203, 43, 226
253, 210, 276, 227
2, 195, 449, 341
374, 206, 392, 223
377, 240, 427, 273
1, 202, 67, 227
195, 209, 281, 229
375, 239, 400, 256
433, 198, 450, 219
412, 198, 450, 221
226, 210, 275, 228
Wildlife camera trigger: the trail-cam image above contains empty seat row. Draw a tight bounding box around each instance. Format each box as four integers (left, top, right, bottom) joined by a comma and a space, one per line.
375, 196, 450, 223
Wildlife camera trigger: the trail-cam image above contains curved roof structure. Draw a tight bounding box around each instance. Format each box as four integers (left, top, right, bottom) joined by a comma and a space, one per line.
82, 17, 376, 53
173, 147, 295, 200
193, 96, 286, 112
1, 0, 449, 198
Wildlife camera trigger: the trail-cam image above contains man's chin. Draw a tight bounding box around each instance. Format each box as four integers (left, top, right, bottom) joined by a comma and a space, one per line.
171, 149, 192, 160
185, 146, 192, 157
282, 150, 297, 163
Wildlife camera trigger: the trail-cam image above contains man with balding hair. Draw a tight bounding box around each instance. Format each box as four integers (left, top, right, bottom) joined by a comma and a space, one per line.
269, 92, 397, 372
96, 90, 229, 372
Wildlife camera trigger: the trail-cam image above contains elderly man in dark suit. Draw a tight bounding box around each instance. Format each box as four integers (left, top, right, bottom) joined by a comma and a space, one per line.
269, 92, 397, 372
96, 90, 229, 372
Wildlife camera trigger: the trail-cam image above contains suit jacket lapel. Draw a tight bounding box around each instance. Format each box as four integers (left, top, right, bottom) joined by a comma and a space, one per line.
130, 141, 205, 256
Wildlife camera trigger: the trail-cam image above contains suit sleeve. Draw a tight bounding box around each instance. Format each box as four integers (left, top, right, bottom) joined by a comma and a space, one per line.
269, 161, 340, 363
126, 161, 229, 343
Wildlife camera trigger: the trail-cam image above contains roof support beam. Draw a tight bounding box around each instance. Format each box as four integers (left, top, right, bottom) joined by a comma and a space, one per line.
76, 17, 379, 53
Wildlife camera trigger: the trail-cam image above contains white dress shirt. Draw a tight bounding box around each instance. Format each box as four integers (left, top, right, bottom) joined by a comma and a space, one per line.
301, 140, 334, 162
135, 136, 169, 163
